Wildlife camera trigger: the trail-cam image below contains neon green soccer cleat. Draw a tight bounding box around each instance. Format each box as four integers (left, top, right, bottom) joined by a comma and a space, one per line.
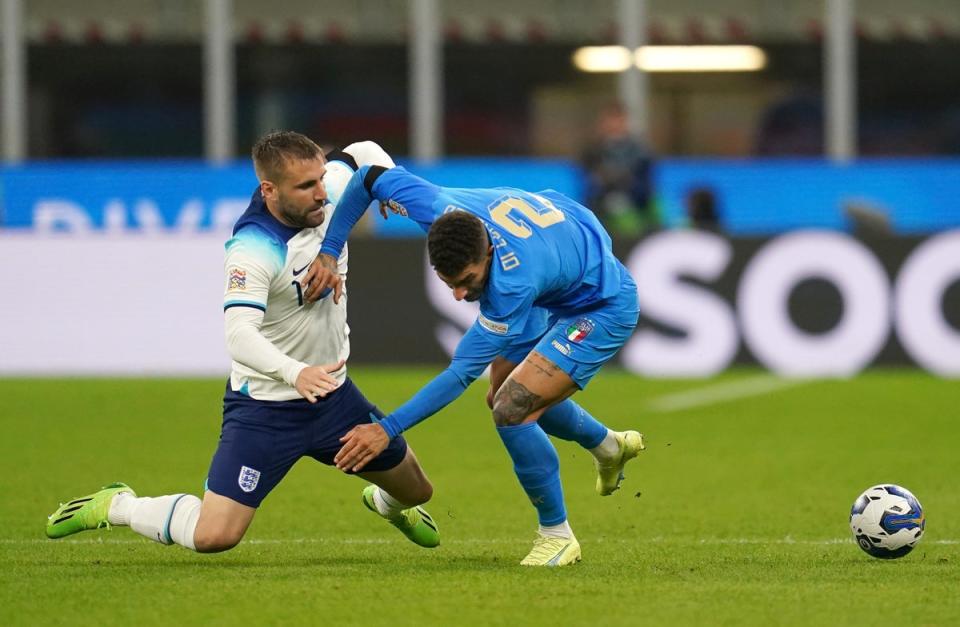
595, 430, 645, 496
361, 485, 439, 548
520, 534, 582, 566
45, 482, 135, 539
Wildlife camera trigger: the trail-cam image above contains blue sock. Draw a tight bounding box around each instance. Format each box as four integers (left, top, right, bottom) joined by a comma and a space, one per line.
496, 422, 567, 526
538, 399, 608, 449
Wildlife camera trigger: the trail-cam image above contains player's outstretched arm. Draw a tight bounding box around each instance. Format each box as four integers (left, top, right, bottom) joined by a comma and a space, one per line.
334, 324, 505, 472
319, 165, 443, 261
302, 142, 397, 304
319, 166, 381, 260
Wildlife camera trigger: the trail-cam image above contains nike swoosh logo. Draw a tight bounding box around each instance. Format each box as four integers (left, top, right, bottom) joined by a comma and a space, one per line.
292, 263, 310, 276
547, 545, 568, 565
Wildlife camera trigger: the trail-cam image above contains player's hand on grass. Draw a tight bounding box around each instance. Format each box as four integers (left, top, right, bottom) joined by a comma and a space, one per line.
295, 360, 345, 403
301, 253, 342, 304
335, 423, 389, 472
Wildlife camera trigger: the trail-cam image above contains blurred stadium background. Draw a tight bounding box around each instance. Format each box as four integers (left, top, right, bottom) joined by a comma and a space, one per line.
1, 0, 958, 377
2, 1, 959, 625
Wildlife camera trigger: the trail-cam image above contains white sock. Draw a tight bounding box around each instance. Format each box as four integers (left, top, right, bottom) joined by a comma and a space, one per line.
539, 521, 574, 539
107, 491, 135, 526
372, 487, 407, 519
590, 429, 621, 462
167, 495, 202, 550
114, 494, 202, 550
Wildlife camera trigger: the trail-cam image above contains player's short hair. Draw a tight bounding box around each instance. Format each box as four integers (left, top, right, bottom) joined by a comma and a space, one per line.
428, 211, 488, 278
251, 131, 323, 182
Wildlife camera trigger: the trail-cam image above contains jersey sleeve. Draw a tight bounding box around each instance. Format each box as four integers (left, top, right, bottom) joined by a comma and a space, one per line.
223, 225, 283, 312
323, 141, 395, 218
473, 279, 537, 346
343, 141, 396, 169
368, 166, 441, 230
223, 226, 307, 386
224, 307, 308, 386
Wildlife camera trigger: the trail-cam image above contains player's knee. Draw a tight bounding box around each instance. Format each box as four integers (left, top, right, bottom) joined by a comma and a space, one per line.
491, 395, 527, 427
193, 526, 244, 553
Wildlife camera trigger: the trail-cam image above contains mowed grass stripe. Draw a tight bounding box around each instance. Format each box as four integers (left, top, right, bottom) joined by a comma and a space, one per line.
646, 374, 812, 412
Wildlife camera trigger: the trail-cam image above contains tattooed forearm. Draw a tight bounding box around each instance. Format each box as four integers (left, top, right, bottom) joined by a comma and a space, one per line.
492, 379, 542, 426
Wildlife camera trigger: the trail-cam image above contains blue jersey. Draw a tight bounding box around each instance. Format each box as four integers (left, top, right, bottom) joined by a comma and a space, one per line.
320, 166, 630, 438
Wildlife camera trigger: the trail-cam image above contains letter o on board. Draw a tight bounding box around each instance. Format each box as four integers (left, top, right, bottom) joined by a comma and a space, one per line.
738, 231, 890, 376
894, 230, 960, 376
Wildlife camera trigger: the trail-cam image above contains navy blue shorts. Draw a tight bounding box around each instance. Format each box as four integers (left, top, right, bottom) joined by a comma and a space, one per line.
206, 377, 408, 508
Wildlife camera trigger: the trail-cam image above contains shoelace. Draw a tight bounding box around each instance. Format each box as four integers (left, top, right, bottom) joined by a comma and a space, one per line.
529, 537, 567, 559
391, 508, 418, 529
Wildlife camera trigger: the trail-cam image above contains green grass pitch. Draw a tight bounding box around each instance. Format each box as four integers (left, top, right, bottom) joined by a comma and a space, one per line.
2, 369, 958, 626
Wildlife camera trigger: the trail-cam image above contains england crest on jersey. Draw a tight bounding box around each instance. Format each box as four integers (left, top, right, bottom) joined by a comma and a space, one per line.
238, 466, 261, 492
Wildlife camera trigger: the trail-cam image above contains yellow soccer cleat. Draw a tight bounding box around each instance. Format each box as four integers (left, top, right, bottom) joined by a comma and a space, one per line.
520, 534, 581, 567
595, 430, 645, 496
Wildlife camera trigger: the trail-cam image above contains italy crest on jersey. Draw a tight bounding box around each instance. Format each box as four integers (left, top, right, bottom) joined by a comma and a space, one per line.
566, 318, 595, 343
238, 465, 261, 492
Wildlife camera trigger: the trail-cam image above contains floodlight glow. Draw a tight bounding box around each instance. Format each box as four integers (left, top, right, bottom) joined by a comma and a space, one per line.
573, 45, 767, 73
572, 46, 633, 73
634, 45, 767, 72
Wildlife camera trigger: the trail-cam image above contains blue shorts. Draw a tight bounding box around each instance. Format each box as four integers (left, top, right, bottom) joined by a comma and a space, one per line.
535, 275, 640, 389
206, 377, 408, 508
500, 307, 554, 365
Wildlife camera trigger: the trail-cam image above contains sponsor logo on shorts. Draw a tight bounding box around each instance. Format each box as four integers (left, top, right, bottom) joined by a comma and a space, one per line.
551, 339, 571, 356
228, 267, 247, 291
566, 318, 595, 343
238, 465, 261, 492
478, 313, 509, 335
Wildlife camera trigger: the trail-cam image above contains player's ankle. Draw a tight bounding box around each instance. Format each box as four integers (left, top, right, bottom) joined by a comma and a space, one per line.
372, 487, 407, 519
539, 521, 574, 539
590, 430, 620, 462
107, 491, 134, 526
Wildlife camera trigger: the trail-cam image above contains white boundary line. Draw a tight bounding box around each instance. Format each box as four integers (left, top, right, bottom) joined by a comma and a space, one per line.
4, 537, 956, 545
646, 375, 812, 413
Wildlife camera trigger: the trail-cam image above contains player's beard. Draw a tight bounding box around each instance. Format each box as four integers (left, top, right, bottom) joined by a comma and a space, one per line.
463, 276, 487, 302
278, 196, 326, 229
463, 259, 491, 302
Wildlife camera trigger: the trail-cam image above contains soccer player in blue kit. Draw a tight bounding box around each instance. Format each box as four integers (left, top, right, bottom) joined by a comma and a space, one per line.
304, 164, 645, 566
44, 133, 440, 553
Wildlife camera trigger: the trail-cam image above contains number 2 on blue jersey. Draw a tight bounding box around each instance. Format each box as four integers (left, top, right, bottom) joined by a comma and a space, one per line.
488, 194, 564, 238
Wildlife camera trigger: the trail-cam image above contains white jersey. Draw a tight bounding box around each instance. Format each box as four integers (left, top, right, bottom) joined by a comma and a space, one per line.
222, 142, 393, 401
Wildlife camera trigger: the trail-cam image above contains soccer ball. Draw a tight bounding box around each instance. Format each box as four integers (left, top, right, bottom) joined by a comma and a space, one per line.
849, 484, 925, 559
